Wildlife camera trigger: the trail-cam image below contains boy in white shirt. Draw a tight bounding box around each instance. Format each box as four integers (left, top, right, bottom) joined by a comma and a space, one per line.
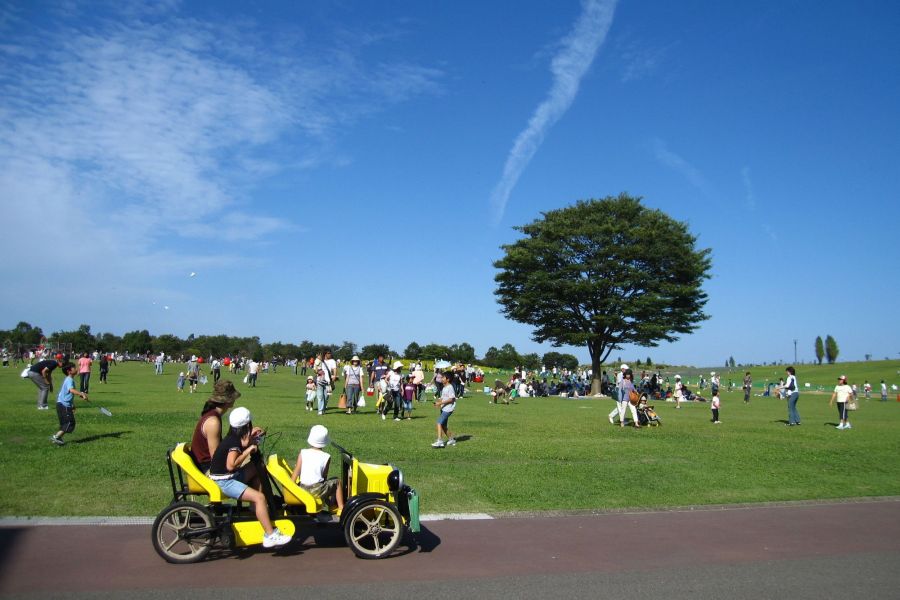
291, 425, 344, 512
711, 392, 721, 424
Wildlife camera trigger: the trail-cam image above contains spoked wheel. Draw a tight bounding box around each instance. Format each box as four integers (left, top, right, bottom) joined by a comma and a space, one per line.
343, 500, 403, 559
152, 501, 217, 564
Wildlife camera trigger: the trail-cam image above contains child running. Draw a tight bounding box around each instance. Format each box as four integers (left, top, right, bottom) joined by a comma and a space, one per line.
50, 362, 88, 446
177, 371, 186, 392
432, 376, 457, 448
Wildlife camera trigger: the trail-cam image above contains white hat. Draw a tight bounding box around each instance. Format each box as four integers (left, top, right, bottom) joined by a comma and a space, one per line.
675, 374, 682, 379
351, 355, 360, 362
229, 407, 251, 428
620, 364, 629, 370
392, 360, 404, 369
710, 371, 716, 376
307, 375, 314, 381
307, 424, 330, 448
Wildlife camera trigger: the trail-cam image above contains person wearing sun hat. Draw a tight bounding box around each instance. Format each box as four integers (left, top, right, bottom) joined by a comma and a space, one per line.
305, 375, 316, 411
343, 355, 365, 414
291, 425, 344, 511
673, 374, 684, 408
386, 361, 405, 421
830, 375, 853, 430
191, 379, 242, 472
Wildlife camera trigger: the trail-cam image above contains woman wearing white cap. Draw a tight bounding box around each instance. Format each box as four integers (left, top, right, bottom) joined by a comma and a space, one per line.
616, 370, 641, 428
608, 364, 630, 424
385, 361, 404, 421
291, 425, 344, 511
343, 356, 364, 414
208, 407, 291, 548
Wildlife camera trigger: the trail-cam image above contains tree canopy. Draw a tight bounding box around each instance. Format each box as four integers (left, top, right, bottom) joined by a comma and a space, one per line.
825, 335, 839, 364
494, 194, 711, 392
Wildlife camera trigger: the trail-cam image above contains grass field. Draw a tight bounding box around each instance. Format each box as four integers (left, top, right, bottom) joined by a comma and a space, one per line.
1, 360, 899, 517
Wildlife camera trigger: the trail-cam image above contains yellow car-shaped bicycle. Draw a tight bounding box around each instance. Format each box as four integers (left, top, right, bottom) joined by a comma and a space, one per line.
152, 439, 420, 563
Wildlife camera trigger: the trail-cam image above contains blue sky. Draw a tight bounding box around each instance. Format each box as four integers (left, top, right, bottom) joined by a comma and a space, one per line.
1, 0, 898, 367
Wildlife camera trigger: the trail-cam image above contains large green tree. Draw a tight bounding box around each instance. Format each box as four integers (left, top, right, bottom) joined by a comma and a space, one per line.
542, 351, 579, 371
494, 194, 711, 394
122, 329, 153, 354
814, 336, 824, 365
360, 343, 393, 360
403, 342, 422, 359
825, 334, 839, 364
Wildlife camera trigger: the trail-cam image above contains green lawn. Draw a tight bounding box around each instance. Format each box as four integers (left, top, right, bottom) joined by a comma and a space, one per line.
1, 360, 899, 516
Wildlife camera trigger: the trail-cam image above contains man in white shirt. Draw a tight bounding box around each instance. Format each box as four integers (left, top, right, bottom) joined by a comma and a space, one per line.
247, 359, 259, 388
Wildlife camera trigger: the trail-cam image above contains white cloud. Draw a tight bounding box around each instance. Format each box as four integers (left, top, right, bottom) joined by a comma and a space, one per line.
615, 37, 669, 83
489, 0, 618, 224
651, 137, 712, 196
0, 4, 442, 328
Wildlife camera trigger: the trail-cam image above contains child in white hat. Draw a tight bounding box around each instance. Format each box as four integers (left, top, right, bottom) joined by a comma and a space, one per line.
291, 425, 344, 512
305, 376, 316, 411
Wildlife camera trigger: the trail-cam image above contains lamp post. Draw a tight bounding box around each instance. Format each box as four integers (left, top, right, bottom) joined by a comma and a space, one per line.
793, 339, 797, 364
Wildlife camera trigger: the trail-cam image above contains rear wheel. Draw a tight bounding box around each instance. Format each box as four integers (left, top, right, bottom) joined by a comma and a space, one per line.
152, 501, 216, 564
343, 500, 403, 559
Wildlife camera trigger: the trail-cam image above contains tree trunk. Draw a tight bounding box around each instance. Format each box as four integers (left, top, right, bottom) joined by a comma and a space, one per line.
588, 340, 605, 395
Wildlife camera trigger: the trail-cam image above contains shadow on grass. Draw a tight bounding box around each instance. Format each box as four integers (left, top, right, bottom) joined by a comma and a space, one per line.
70, 431, 132, 444
454, 434, 473, 443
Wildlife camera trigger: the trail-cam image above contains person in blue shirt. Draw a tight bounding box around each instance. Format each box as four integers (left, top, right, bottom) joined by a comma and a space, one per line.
50, 362, 89, 446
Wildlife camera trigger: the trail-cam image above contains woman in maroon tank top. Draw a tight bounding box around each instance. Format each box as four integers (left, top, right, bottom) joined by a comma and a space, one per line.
191, 380, 241, 470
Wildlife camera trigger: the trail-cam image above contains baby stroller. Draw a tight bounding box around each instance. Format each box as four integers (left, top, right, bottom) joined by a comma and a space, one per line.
637, 396, 662, 426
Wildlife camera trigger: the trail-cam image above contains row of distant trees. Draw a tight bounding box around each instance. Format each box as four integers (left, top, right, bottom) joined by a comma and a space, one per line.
0, 321, 581, 371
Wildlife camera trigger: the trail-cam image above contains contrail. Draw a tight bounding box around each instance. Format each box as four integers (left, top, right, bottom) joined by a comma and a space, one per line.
490, 0, 617, 224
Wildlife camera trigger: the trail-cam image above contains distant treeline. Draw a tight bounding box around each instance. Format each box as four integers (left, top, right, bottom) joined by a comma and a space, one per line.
1, 321, 580, 371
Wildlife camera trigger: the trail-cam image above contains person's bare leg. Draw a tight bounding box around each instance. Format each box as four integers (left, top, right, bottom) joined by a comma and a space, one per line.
240, 488, 274, 534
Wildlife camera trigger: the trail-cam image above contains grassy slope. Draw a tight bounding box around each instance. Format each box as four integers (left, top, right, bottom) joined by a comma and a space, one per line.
1, 360, 898, 516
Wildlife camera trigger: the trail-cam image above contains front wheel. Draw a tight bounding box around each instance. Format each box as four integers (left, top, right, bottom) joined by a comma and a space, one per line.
152, 501, 216, 564
343, 500, 403, 559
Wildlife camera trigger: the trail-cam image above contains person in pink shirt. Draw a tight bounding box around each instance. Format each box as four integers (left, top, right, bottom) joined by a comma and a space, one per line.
77, 352, 92, 394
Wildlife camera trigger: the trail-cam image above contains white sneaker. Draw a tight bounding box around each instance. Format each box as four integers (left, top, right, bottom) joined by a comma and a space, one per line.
836, 424, 844, 429
318, 411, 323, 415
608, 415, 614, 424
394, 417, 401, 421
447, 438, 457, 446
381, 413, 386, 420
845, 423, 852, 429
262, 528, 291, 548
431, 440, 445, 448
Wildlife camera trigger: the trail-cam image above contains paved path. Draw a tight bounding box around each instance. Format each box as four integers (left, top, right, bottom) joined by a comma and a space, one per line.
2, 500, 899, 599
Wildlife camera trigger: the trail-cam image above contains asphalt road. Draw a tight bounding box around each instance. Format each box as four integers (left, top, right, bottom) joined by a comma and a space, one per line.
2, 499, 899, 599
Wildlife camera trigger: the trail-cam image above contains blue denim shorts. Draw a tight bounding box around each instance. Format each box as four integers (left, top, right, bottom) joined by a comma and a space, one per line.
437, 410, 452, 426
214, 473, 248, 500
